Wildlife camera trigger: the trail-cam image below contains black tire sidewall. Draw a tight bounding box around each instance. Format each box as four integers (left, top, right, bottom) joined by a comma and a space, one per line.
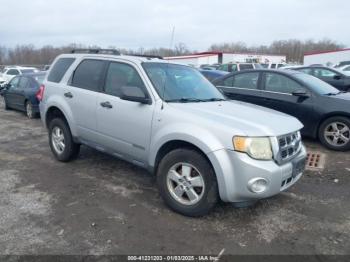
157, 148, 219, 217
319, 116, 350, 151
48, 118, 79, 162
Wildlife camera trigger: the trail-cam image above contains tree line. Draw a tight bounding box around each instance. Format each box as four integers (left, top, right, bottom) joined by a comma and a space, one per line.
0, 39, 345, 66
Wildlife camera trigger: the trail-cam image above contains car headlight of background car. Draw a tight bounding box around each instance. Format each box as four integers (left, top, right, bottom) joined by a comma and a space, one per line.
233, 136, 273, 160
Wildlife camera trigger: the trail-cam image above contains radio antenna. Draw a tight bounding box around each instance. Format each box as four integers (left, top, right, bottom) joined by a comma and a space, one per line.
161, 26, 175, 110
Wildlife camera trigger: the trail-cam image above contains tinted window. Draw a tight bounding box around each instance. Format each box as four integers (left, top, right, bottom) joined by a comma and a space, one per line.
264, 73, 303, 94
48, 58, 75, 83
344, 66, 350, 71
104, 62, 145, 97
18, 77, 29, 89
239, 64, 254, 71
219, 64, 229, 71
313, 68, 337, 78
233, 72, 259, 89
71, 59, 106, 91
8, 77, 20, 89
219, 76, 233, 87
270, 64, 276, 69
7, 69, 19, 75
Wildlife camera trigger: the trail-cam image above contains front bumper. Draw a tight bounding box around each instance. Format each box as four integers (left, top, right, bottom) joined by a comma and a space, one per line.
207, 145, 307, 203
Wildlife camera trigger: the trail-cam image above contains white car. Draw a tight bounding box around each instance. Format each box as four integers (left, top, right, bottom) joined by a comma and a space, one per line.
338, 65, 350, 76
0, 66, 38, 85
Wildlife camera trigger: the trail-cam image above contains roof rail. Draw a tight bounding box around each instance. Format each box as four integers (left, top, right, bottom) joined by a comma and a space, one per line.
71, 49, 121, 55
131, 54, 163, 60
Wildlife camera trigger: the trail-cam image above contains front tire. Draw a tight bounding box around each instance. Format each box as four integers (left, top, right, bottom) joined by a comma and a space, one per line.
48, 118, 80, 162
319, 116, 350, 151
157, 148, 219, 217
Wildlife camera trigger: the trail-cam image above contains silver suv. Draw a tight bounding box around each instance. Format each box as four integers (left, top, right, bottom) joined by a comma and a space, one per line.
39, 49, 307, 216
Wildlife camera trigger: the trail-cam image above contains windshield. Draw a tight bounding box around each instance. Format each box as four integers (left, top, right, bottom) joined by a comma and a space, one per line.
294, 73, 340, 95
142, 62, 225, 102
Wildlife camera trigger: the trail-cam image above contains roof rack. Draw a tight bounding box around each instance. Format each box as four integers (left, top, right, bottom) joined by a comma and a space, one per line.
131, 54, 163, 60
71, 49, 121, 55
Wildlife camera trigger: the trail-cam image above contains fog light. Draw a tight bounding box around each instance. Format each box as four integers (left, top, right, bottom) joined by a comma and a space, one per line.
248, 178, 268, 193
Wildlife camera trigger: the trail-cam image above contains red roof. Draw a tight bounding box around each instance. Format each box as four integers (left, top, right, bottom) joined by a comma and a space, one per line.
195, 51, 285, 57
304, 48, 350, 56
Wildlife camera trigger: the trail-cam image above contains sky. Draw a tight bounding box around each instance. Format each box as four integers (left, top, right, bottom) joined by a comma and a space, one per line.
0, 0, 349, 51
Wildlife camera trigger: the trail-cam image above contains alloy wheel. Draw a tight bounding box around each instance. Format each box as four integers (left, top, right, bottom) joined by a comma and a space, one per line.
324, 121, 350, 147
166, 162, 205, 205
51, 126, 65, 154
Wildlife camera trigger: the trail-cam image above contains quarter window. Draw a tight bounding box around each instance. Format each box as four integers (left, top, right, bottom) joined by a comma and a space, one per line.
71, 59, 106, 91
48, 58, 75, 83
264, 73, 303, 94
232, 72, 259, 89
104, 62, 145, 97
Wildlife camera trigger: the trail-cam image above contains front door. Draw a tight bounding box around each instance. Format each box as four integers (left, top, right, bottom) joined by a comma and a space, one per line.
96, 61, 155, 164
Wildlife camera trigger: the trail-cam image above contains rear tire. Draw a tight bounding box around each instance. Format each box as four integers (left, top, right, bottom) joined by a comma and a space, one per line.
319, 116, 350, 151
25, 101, 36, 119
48, 118, 80, 162
157, 148, 219, 217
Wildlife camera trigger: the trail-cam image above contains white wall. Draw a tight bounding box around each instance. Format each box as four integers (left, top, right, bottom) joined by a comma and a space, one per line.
222, 53, 285, 63
166, 55, 218, 67
304, 50, 350, 66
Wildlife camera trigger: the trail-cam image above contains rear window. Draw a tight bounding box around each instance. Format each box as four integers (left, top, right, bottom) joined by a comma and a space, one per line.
48, 58, 75, 83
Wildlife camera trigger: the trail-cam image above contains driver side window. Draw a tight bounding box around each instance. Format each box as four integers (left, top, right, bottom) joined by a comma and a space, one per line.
264, 73, 303, 94
104, 62, 146, 97
314, 69, 337, 78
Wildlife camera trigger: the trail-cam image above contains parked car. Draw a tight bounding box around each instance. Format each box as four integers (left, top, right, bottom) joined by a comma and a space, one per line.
334, 61, 350, 68
289, 66, 350, 92
337, 65, 350, 75
0, 66, 38, 84
39, 49, 306, 216
214, 69, 350, 151
2, 72, 46, 118
217, 63, 261, 72
199, 69, 229, 83
260, 63, 285, 69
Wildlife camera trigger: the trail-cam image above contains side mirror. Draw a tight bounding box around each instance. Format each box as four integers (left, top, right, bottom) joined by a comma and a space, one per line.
334, 75, 342, 80
292, 89, 309, 98
120, 86, 152, 105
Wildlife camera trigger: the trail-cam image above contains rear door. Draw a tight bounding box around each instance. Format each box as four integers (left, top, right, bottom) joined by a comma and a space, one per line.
96, 61, 155, 164
67, 59, 107, 143
261, 72, 316, 135
13, 76, 30, 110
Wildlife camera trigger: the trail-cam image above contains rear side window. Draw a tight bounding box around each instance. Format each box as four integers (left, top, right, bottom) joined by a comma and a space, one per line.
48, 58, 75, 83
233, 72, 259, 89
71, 59, 106, 91
18, 77, 29, 89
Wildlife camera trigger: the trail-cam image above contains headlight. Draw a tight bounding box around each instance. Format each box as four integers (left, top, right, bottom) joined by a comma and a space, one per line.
233, 136, 273, 160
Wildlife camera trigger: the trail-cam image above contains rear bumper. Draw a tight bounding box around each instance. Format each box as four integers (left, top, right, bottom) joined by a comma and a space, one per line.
207, 145, 307, 203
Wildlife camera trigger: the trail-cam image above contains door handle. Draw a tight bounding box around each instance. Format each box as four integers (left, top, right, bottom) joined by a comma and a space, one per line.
100, 101, 113, 109
64, 92, 73, 98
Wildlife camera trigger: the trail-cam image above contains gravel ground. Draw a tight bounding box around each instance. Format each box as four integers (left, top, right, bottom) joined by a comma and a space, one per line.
0, 98, 349, 256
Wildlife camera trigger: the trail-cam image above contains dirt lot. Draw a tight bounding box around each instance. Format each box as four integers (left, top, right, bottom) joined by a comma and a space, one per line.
0, 99, 349, 256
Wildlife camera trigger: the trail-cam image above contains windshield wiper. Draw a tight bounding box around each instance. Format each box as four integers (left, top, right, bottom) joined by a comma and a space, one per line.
165, 97, 204, 103
201, 98, 226, 102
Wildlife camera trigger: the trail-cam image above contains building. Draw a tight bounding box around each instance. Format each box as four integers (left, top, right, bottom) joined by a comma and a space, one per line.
304, 48, 350, 66
165, 51, 286, 67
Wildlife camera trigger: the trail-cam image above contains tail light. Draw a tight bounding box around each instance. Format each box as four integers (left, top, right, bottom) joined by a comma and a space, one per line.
36, 84, 45, 101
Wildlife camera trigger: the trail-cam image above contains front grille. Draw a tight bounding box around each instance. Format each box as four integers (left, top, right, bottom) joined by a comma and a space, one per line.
276, 131, 301, 164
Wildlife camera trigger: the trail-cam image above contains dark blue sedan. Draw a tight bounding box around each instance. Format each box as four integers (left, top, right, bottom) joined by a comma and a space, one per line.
199, 69, 229, 83
1, 72, 46, 118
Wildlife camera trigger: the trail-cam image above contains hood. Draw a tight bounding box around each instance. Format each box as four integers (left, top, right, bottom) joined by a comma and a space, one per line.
169, 100, 303, 137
